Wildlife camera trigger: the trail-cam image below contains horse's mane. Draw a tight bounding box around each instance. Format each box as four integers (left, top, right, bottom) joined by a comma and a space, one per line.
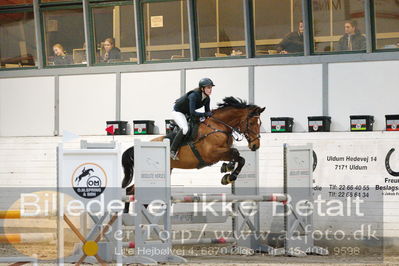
215, 96, 258, 110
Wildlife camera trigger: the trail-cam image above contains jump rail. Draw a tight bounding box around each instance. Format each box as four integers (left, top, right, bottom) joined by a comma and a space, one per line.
0, 210, 56, 219
0, 233, 56, 243
0, 211, 54, 265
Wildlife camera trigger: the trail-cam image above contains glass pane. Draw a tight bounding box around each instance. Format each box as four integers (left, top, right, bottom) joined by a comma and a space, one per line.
43, 8, 85, 66
312, 0, 366, 53
197, 0, 245, 58
92, 4, 137, 64
143, 0, 189, 61
374, 0, 399, 49
0, 11, 37, 69
0, 0, 32, 6
41, 0, 81, 3
254, 0, 303, 56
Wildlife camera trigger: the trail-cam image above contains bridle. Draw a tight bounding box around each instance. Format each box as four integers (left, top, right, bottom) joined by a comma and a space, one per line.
240, 115, 262, 143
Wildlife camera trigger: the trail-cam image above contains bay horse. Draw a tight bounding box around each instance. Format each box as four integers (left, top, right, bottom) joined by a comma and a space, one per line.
121, 97, 265, 212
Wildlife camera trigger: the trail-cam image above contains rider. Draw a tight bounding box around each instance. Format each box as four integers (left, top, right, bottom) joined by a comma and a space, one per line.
170, 78, 214, 160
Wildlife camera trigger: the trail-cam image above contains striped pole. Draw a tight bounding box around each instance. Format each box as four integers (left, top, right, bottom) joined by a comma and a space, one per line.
0, 210, 56, 219
171, 194, 287, 203
0, 233, 56, 244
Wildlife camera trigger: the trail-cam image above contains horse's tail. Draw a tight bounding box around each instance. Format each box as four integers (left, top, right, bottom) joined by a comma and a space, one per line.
122, 146, 134, 188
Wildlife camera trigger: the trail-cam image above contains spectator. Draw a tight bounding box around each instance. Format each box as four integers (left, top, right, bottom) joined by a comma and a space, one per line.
102, 38, 121, 63
337, 20, 366, 51
277, 21, 304, 54
52, 43, 72, 65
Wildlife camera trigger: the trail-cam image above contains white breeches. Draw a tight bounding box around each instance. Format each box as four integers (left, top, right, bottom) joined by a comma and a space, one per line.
172, 111, 189, 135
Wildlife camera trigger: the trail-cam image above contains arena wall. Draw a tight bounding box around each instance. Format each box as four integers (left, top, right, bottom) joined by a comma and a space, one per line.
1, 60, 399, 137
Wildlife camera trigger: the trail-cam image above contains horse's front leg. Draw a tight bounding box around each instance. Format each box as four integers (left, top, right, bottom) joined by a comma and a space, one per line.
220, 148, 245, 185
124, 185, 135, 213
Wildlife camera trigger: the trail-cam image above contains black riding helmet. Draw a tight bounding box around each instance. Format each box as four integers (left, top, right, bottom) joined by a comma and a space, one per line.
199, 78, 215, 88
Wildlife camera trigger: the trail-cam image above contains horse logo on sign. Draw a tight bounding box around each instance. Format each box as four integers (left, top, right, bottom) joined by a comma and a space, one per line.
71, 163, 108, 199
385, 148, 399, 177
75, 167, 94, 185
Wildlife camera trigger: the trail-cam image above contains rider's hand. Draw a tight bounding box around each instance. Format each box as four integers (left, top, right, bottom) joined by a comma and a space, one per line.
204, 112, 212, 117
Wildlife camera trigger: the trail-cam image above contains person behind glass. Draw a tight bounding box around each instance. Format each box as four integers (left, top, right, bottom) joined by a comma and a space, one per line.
102, 38, 121, 63
277, 21, 304, 54
170, 78, 214, 160
53, 43, 72, 65
337, 20, 366, 51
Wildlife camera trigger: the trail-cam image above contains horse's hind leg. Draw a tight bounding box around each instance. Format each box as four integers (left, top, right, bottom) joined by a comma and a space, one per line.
221, 148, 245, 185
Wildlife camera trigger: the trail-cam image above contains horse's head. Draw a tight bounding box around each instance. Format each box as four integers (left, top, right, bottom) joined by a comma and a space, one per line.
241, 106, 265, 151
215, 97, 265, 151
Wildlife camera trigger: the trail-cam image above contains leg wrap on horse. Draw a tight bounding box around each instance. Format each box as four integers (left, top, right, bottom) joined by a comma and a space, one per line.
221, 173, 237, 185
220, 161, 236, 173
220, 148, 245, 185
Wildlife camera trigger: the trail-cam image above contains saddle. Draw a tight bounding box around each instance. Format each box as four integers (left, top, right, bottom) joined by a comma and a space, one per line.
165, 118, 212, 169
165, 118, 199, 146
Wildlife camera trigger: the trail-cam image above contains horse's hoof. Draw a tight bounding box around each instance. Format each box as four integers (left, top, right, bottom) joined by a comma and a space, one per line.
221, 174, 229, 185
229, 174, 237, 182
221, 174, 236, 185
221, 163, 228, 173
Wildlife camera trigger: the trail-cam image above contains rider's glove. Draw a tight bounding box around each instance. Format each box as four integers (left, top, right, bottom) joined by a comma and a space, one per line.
204, 112, 212, 117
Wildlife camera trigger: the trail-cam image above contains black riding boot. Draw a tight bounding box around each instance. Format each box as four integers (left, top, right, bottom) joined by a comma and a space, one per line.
170, 129, 184, 160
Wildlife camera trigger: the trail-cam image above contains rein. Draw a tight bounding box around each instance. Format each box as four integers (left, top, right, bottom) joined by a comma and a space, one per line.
208, 116, 243, 141
192, 120, 230, 144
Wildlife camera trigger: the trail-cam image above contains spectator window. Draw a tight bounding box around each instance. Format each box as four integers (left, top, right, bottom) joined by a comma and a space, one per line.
197, 0, 245, 58
143, 0, 189, 62
0, 10, 37, 69
40, 0, 81, 3
43, 8, 85, 66
92, 3, 137, 64
0, 0, 32, 6
312, 0, 366, 53
253, 0, 303, 56
374, 0, 399, 50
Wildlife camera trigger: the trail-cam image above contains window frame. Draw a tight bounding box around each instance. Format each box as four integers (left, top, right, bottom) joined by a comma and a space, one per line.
371, 0, 399, 52
141, 0, 191, 63
195, 0, 247, 60
309, 0, 369, 55
0, 6, 38, 69
89, 0, 139, 66
40, 3, 86, 67
1, 0, 399, 71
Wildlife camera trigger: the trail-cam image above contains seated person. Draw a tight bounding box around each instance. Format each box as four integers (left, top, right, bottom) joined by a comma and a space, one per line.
336, 20, 366, 51
102, 38, 121, 63
277, 21, 304, 54
53, 43, 72, 65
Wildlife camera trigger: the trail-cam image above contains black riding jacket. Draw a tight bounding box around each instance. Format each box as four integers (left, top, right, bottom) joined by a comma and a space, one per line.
173, 88, 210, 117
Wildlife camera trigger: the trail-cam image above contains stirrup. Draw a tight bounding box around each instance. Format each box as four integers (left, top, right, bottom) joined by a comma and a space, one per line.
170, 151, 179, 160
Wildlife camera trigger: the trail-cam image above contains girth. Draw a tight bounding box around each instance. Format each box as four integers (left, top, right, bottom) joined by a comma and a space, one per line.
188, 142, 211, 169
187, 122, 231, 169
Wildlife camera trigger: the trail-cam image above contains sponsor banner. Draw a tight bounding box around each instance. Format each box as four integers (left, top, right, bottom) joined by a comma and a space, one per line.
312, 141, 399, 200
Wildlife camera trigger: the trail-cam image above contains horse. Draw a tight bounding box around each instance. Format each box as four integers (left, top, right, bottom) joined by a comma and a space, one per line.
121, 97, 265, 212
74, 167, 94, 184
